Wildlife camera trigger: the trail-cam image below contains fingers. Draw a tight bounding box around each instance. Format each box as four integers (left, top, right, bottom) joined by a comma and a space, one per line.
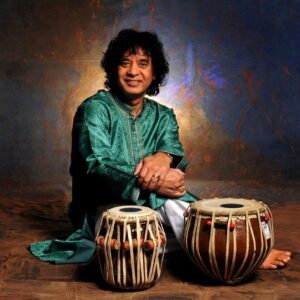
177, 186, 185, 193
175, 185, 186, 196
136, 160, 171, 191
140, 170, 156, 190
137, 164, 149, 184
174, 168, 185, 176
159, 186, 186, 198
135, 156, 185, 192
143, 168, 185, 193
155, 169, 168, 189
135, 153, 172, 187
147, 172, 161, 191
134, 160, 144, 176
166, 169, 185, 188
137, 168, 153, 190
168, 188, 186, 198
173, 177, 185, 189
140, 168, 168, 191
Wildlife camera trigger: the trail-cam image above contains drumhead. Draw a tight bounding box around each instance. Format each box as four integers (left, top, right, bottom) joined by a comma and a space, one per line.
190, 198, 266, 216
105, 205, 156, 222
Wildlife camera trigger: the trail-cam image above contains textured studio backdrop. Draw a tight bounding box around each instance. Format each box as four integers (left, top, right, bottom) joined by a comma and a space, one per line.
1, 0, 300, 200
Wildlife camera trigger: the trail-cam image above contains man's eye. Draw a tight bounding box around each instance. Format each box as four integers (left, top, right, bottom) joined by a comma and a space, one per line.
121, 61, 130, 67
139, 62, 148, 67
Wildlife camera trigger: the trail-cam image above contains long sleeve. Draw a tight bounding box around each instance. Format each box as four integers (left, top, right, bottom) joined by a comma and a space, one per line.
71, 99, 140, 203
147, 107, 198, 209
155, 108, 188, 171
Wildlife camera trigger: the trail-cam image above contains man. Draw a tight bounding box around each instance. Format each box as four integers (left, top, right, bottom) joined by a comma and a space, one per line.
69, 29, 197, 236
31, 29, 291, 269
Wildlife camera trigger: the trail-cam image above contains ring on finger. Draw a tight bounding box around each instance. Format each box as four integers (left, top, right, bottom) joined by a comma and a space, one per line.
152, 173, 160, 182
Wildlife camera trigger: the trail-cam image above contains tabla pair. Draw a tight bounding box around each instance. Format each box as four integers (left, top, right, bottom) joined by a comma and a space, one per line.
95, 198, 274, 290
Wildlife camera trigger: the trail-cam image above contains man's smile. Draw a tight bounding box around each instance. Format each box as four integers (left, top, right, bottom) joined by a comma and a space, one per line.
125, 80, 141, 87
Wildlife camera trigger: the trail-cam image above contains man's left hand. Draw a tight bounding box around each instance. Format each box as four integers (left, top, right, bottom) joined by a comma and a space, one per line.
134, 152, 172, 191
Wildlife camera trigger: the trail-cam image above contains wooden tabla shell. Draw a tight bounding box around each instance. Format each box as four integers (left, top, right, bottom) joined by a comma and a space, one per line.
95, 205, 166, 290
183, 198, 274, 284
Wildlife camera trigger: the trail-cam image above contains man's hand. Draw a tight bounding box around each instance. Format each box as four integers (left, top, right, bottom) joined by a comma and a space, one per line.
134, 152, 173, 191
156, 168, 186, 198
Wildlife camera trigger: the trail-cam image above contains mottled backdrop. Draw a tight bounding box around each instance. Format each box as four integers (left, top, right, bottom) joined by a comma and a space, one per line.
1, 0, 300, 198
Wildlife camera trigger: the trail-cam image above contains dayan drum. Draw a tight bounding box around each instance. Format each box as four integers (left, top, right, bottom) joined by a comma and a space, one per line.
95, 205, 166, 290
183, 198, 274, 284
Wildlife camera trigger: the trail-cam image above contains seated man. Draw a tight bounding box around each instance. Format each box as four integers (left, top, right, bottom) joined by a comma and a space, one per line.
31, 29, 291, 269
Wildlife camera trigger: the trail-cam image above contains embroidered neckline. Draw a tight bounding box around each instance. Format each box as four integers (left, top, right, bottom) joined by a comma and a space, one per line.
107, 91, 148, 118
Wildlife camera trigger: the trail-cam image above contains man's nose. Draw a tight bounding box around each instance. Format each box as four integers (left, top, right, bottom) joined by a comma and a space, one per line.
127, 62, 139, 76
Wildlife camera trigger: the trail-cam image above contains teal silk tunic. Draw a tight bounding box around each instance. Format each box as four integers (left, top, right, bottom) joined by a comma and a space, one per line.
29, 90, 197, 264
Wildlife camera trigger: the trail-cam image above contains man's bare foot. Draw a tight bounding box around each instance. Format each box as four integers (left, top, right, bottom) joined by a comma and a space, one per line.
259, 249, 291, 270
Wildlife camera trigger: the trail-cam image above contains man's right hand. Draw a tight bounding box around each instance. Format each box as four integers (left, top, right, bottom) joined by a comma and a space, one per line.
156, 168, 186, 198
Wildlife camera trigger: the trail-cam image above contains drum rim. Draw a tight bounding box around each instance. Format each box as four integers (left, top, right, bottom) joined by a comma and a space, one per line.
104, 205, 157, 223
189, 198, 268, 216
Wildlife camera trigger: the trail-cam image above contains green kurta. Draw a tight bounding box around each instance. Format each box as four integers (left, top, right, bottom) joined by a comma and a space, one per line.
29, 90, 197, 264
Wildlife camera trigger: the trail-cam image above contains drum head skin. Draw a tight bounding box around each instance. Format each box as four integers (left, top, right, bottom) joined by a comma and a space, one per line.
105, 205, 156, 222
190, 198, 266, 216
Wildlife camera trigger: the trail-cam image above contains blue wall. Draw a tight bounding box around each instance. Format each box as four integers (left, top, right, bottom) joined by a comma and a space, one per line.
0, 0, 299, 195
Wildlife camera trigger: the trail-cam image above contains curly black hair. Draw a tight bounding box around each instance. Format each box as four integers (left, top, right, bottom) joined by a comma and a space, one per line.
101, 29, 169, 96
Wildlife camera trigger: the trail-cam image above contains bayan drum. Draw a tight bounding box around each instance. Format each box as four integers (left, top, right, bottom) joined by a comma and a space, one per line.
95, 205, 166, 290
183, 198, 274, 284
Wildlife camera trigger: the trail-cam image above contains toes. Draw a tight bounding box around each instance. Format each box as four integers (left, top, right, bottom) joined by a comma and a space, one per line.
279, 255, 291, 263
285, 252, 292, 259
259, 263, 277, 270
271, 249, 292, 261
275, 260, 285, 267
282, 257, 290, 263
278, 250, 292, 257
260, 249, 292, 270
273, 249, 291, 257
280, 251, 292, 258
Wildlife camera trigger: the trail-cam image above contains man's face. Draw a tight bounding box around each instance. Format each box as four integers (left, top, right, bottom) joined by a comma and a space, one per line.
117, 48, 155, 101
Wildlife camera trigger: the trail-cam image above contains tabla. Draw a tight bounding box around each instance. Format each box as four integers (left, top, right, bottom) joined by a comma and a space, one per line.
95, 205, 166, 290
183, 198, 274, 284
